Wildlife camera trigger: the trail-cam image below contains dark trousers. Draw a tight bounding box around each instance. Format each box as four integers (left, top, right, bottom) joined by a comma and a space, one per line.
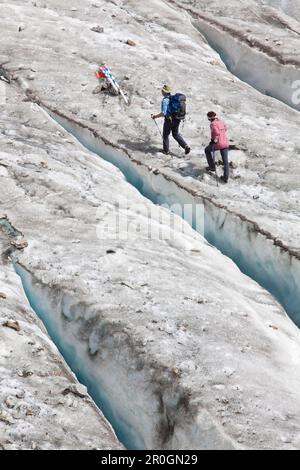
205, 144, 229, 180
163, 118, 187, 153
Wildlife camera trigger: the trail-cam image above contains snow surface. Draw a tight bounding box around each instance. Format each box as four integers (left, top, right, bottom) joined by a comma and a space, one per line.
0, 220, 122, 450
1, 0, 300, 450
49, 107, 300, 326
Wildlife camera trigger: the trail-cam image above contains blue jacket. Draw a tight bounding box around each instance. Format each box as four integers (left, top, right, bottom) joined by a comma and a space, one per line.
161, 96, 170, 117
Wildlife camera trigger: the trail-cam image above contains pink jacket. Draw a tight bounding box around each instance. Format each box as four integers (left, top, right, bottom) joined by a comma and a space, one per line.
210, 119, 229, 150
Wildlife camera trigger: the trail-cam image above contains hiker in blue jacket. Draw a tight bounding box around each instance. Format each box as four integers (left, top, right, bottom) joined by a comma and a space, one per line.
151, 85, 190, 156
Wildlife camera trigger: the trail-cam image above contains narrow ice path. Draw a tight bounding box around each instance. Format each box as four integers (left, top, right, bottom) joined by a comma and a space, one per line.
43, 106, 300, 327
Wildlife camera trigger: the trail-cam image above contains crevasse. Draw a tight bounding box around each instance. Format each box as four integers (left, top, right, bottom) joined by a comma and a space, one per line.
45, 109, 300, 327
12, 105, 300, 451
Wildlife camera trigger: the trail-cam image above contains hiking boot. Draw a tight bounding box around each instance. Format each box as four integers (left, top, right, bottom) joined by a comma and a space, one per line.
206, 166, 216, 173
185, 146, 191, 155
161, 150, 170, 155
220, 175, 228, 183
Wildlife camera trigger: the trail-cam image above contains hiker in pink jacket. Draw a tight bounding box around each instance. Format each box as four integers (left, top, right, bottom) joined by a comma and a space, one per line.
205, 111, 230, 183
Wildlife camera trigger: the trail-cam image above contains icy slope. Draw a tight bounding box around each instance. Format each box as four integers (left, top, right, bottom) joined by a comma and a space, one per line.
45, 106, 300, 326
263, 0, 300, 21
2, 0, 299, 323
1, 0, 299, 253
1, 73, 300, 450
1, 0, 300, 450
0, 222, 122, 450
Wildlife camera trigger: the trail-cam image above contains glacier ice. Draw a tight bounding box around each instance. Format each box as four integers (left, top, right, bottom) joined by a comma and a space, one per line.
13, 263, 142, 449
267, 0, 300, 19
1, 0, 300, 451
47, 108, 300, 327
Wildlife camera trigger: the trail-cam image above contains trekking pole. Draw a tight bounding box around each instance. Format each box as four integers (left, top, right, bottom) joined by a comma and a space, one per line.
213, 149, 219, 188
177, 119, 185, 149
153, 118, 163, 138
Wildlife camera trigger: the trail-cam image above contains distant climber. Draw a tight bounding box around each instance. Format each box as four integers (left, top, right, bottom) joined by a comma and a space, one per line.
205, 111, 229, 183
94, 64, 119, 96
151, 85, 190, 156
94, 64, 128, 104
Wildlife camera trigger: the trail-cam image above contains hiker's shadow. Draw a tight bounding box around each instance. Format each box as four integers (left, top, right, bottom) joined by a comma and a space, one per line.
175, 160, 225, 179
118, 139, 160, 155
175, 161, 203, 178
